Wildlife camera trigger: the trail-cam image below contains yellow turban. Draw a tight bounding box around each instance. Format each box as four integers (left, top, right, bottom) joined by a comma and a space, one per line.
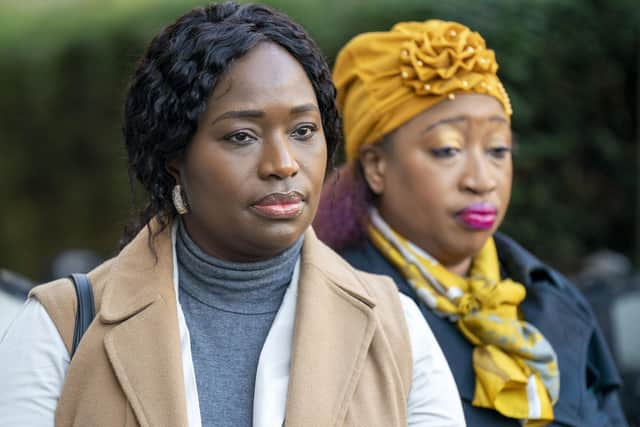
333, 20, 512, 163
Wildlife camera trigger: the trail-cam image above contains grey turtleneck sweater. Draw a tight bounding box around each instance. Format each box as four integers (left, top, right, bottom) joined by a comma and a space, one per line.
176, 221, 302, 427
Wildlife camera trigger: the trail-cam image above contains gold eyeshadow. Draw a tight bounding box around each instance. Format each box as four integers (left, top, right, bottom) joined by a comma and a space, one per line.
487, 136, 508, 148
429, 128, 464, 149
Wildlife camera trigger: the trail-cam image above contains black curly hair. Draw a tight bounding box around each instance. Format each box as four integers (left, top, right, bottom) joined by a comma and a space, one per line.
121, 1, 341, 247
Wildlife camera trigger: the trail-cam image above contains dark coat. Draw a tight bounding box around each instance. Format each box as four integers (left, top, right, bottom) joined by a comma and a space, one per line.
340, 232, 628, 427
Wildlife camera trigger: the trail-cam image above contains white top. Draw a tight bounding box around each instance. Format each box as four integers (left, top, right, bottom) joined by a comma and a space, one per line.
0, 228, 465, 427
0, 290, 25, 337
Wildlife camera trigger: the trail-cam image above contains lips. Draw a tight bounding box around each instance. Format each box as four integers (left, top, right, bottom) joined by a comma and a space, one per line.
456, 203, 497, 230
251, 191, 305, 219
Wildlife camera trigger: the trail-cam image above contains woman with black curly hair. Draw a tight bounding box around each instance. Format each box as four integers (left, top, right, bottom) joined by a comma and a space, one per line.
0, 3, 464, 426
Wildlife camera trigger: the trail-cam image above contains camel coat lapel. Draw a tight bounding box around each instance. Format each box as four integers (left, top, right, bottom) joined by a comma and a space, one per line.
99, 223, 189, 427
284, 229, 379, 426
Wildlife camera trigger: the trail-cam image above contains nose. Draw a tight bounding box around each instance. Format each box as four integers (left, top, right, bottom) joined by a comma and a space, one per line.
460, 149, 496, 195
258, 134, 300, 180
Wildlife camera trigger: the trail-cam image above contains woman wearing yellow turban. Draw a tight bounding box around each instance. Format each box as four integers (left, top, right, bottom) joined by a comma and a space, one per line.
315, 20, 627, 427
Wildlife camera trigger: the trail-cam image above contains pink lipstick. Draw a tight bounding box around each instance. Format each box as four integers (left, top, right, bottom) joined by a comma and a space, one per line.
251, 191, 304, 219
456, 203, 497, 230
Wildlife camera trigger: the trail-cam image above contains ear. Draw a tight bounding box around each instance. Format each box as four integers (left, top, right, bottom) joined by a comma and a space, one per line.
359, 145, 388, 195
166, 158, 183, 186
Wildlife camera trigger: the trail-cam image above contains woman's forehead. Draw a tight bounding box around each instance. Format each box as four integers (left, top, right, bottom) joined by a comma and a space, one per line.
206, 43, 317, 113
426, 94, 505, 120
403, 93, 507, 130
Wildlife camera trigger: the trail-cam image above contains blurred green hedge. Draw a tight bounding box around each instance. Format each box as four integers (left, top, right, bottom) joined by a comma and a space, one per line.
0, 0, 638, 279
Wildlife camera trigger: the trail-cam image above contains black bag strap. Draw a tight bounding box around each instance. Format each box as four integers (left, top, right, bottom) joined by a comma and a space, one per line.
69, 273, 95, 358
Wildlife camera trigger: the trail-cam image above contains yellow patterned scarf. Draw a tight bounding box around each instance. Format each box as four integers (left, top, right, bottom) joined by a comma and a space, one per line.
368, 209, 559, 426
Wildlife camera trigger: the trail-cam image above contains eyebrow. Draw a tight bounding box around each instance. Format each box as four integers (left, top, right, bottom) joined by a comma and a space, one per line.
423, 116, 466, 133
211, 110, 263, 126
423, 114, 508, 133
290, 103, 320, 114
211, 104, 320, 126
489, 115, 508, 123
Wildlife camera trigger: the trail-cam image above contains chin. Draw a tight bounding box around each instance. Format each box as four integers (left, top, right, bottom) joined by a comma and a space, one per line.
457, 230, 492, 254
254, 222, 308, 253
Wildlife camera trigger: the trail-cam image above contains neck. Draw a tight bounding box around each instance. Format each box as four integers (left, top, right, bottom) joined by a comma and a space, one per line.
443, 257, 473, 277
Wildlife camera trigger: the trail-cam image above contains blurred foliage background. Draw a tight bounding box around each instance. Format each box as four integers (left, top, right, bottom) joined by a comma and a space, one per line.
0, 0, 638, 281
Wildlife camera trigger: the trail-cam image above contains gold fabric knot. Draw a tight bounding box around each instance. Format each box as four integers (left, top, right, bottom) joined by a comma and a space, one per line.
397, 21, 500, 98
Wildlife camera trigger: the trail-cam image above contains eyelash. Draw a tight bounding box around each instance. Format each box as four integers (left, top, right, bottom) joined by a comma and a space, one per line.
223, 131, 256, 146
223, 124, 318, 146
430, 147, 460, 158
430, 146, 512, 159
291, 124, 318, 141
488, 146, 512, 159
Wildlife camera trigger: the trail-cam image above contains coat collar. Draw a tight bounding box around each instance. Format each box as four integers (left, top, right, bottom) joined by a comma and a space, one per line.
96, 219, 382, 427
99, 219, 188, 427
284, 228, 380, 426
494, 232, 567, 290
300, 227, 377, 307
100, 221, 174, 322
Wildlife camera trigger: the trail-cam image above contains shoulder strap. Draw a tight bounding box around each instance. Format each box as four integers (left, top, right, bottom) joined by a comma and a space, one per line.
69, 273, 95, 358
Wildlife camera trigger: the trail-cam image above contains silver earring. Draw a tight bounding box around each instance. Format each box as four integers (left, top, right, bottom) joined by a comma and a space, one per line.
172, 185, 189, 215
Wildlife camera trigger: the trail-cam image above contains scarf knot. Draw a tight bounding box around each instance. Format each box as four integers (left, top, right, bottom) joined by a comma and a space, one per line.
456, 293, 479, 316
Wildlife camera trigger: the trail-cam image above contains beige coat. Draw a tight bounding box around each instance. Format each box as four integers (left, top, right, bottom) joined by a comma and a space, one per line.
31, 221, 413, 427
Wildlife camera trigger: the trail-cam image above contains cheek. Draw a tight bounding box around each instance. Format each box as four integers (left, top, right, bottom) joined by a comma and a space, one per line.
299, 142, 327, 185
401, 157, 455, 204
494, 163, 513, 228
183, 146, 250, 201
498, 162, 513, 201
382, 158, 437, 220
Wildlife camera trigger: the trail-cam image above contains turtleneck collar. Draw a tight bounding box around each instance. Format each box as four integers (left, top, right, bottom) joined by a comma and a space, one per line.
176, 220, 303, 315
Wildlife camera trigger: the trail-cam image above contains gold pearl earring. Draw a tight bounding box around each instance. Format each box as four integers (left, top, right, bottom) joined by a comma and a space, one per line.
172, 185, 189, 215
